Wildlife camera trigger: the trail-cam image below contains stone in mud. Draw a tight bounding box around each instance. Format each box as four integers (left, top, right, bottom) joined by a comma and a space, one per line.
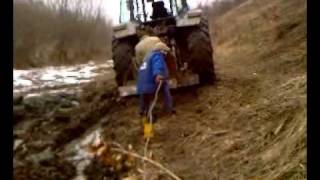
13, 95, 24, 105
71, 101, 80, 107
54, 107, 73, 121
29, 140, 54, 151
24, 96, 46, 113
60, 99, 74, 108
14, 139, 24, 151
47, 94, 63, 101
13, 130, 26, 138
25, 93, 63, 109
27, 149, 56, 164
13, 105, 26, 122
16, 119, 38, 133
13, 158, 24, 168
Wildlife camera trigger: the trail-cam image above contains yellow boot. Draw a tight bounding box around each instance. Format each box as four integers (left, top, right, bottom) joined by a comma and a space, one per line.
143, 117, 154, 139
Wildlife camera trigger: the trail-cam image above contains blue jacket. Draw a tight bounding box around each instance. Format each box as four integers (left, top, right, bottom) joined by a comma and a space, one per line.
137, 50, 169, 94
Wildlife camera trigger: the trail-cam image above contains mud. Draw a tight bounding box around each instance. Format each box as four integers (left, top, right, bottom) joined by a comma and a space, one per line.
14, 156, 76, 180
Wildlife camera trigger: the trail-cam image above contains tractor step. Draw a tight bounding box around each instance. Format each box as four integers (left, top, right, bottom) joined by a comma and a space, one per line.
118, 73, 199, 97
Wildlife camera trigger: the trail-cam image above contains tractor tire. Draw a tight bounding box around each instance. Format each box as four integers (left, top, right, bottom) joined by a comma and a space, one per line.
112, 40, 135, 86
187, 18, 216, 84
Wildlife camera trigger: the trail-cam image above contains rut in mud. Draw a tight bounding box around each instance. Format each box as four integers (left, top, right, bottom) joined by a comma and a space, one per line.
13, 0, 306, 179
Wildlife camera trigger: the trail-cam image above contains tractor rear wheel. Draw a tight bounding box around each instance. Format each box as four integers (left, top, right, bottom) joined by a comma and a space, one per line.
112, 40, 135, 86
187, 18, 216, 84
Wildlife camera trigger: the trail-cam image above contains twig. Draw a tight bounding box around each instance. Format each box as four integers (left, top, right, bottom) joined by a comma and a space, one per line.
112, 147, 182, 180
210, 130, 229, 136
110, 142, 124, 149
143, 80, 163, 179
179, 131, 200, 147
274, 117, 290, 135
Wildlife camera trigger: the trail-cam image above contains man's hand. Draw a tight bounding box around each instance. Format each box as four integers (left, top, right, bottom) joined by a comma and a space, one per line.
155, 75, 164, 83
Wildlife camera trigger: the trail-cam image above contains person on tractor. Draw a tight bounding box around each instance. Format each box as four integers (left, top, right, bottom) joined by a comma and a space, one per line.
136, 41, 175, 118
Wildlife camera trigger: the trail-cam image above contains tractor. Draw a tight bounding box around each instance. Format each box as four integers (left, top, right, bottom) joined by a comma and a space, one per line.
112, 0, 215, 97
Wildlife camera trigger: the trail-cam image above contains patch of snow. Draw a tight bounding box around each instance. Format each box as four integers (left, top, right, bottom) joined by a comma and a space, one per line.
25, 93, 42, 98
65, 129, 103, 178
61, 71, 80, 77
13, 61, 113, 95
40, 74, 57, 81
14, 79, 33, 87
63, 78, 79, 84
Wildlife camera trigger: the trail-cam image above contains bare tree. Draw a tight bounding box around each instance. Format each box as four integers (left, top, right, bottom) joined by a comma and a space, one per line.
13, 0, 113, 68
141, 0, 147, 21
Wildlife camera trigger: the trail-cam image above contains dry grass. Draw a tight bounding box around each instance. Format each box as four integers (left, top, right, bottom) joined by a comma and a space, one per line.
203, 0, 248, 21
209, 0, 306, 178
94, 0, 306, 179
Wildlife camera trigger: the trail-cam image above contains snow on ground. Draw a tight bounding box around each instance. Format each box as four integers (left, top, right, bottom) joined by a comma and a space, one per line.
64, 128, 104, 179
13, 60, 114, 95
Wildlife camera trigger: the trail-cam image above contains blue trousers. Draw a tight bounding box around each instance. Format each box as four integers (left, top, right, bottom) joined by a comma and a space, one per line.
139, 82, 173, 115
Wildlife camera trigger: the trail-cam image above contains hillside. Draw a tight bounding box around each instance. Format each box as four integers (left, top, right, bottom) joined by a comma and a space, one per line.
98, 0, 306, 179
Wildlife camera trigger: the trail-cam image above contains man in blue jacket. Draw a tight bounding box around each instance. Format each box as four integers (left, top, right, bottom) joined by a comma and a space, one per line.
137, 42, 174, 117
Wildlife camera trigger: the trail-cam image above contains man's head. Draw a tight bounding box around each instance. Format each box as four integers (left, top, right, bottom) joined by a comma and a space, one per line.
152, 42, 170, 55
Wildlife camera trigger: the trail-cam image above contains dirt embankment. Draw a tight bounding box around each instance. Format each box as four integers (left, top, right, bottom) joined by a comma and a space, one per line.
98, 0, 306, 179
13, 0, 306, 179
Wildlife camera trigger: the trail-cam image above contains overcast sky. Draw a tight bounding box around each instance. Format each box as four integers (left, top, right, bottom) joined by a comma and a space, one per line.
37, 0, 215, 24
99, 0, 215, 24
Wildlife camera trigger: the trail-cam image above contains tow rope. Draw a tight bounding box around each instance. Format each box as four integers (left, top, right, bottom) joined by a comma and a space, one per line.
142, 80, 163, 179
143, 80, 163, 139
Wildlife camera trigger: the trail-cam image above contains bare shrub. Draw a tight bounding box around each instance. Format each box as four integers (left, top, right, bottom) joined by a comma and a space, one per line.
13, 0, 113, 69
200, 0, 248, 21
198, 0, 248, 47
